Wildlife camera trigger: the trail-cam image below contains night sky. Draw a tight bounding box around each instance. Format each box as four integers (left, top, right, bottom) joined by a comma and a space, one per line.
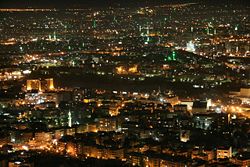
0, 0, 249, 8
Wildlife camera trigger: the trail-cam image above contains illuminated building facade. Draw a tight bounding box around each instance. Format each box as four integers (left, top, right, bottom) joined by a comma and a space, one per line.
179, 130, 190, 143
217, 147, 232, 159
26, 79, 41, 92
45, 78, 55, 91
230, 88, 250, 104
26, 78, 54, 92
25, 92, 58, 106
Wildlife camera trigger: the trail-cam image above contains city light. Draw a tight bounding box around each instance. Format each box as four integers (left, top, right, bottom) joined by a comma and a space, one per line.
0, 1, 249, 167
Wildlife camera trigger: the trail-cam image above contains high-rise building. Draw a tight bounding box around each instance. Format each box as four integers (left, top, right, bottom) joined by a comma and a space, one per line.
45, 78, 54, 90
26, 78, 54, 92
26, 79, 41, 92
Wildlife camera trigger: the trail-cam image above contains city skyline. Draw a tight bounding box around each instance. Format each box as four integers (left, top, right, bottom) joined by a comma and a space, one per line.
0, 0, 249, 166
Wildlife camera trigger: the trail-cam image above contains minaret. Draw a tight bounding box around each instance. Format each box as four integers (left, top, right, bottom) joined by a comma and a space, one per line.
139, 25, 142, 32
214, 29, 217, 35
157, 36, 161, 45
146, 26, 149, 35
206, 27, 210, 35
146, 26, 150, 42
191, 27, 194, 33
68, 111, 72, 127
113, 16, 117, 23
235, 25, 238, 31
93, 19, 97, 28
53, 32, 56, 40
172, 50, 176, 61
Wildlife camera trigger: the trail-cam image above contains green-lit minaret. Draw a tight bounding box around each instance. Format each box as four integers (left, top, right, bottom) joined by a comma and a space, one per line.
93, 19, 97, 28
165, 50, 177, 61
172, 51, 176, 61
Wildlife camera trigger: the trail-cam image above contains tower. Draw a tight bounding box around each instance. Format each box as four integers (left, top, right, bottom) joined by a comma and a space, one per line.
53, 32, 56, 40
145, 25, 150, 43
139, 25, 142, 32
113, 16, 117, 23
206, 27, 210, 35
146, 26, 149, 35
172, 51, 176, 61
45, 78, 54, 90
68, 111, 72, 127
157, 36, 162, 45
93, 19, 97, 28
235, 24, 239, 31
191, 27, 194, 33
165, 50, 177, 61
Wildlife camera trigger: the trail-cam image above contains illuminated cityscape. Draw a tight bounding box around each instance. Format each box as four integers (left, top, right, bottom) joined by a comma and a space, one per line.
0, 0, 249, 166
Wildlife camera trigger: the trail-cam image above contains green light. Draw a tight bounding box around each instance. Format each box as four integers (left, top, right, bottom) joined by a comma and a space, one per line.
93, 20, 97, 28
172, 51, 176, 61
